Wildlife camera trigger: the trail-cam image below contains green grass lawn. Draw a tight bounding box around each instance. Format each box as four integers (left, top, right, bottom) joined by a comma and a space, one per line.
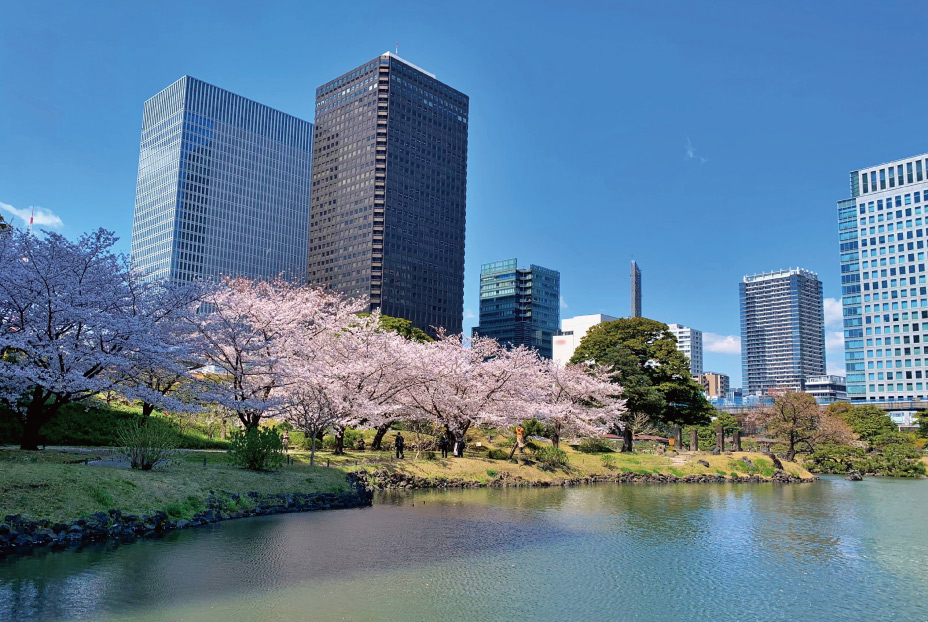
0, 449, 348, 523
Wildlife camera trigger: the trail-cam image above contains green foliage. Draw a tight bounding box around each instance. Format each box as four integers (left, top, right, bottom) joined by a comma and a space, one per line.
570, 318, 713, 427
115, 420, 179, 470
534, 446, 569, 470
0, 400, 228, 449
228, 427, 285, 471
918, 410, 928, 439
807, 443, 865, 474
521, 418, 554, 438
165, 495, 205, 519
839, 405, 898, 449
714, 411, 741, 432
735, 458, 776, 477
600, 454, 617, 470
486, 448, 510, 460
372, 314, 433, 343
577, 437, 613, 453
486, 469, 499, 478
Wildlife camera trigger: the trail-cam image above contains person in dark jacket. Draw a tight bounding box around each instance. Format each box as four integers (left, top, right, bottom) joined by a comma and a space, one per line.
438, 435, 449, 458
394, 432, 405, 459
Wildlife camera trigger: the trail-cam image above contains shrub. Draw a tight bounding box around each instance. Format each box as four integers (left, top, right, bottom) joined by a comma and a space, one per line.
578, 437, 612, 454
228, 427, 285, 471
114, 420, 178, 470
487, 448, 510, 460
535, 446, 569, 470
486, 469, 498, 478
88, 485, 114, 506
600, 454, 617, 470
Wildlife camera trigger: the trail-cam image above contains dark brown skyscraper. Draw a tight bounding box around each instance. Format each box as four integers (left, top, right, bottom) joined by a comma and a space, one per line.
308, 53, 469, 335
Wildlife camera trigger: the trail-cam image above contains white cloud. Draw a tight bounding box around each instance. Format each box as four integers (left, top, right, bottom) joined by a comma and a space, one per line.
823, 297, 843, 328
0, 201, 64, 229
560, 295, 568, 309
463, 308, 476, 320
827, 361, 845, 376
704, 332, 741, 354
684, 137, 695, 160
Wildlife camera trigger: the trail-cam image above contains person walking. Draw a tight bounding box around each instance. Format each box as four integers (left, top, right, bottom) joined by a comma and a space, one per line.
394, 432, 405, 459
438, 435, 449, 458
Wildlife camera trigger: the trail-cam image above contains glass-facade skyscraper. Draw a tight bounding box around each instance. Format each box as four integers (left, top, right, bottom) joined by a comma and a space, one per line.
473, 259, 560, 359
131, 76, 313, 283
840, 153, 928, 401
307, 53, 469, 335
740, 268, 825, 395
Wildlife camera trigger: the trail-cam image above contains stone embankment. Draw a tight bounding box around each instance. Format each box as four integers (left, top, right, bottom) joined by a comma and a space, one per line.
357, 469, 815, 491
0, 474, 372, 558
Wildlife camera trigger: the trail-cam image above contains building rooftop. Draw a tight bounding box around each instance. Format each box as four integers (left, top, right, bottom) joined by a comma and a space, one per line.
743, 267, 818, 283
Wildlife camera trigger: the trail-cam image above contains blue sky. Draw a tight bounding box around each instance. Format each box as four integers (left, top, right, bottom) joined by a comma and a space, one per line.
3, 1, 928, 386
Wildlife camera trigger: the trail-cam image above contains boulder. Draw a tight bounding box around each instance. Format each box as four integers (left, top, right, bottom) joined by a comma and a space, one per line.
697, 459, 710, 467
845, 470, 863, 481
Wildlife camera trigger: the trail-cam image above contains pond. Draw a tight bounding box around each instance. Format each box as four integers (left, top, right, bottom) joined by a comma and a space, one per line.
2, 477, 926, 621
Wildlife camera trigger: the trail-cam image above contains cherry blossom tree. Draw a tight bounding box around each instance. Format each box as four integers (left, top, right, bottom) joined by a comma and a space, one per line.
0, 229, 189, 450
188, 277, 363, 430
403, 333, 544, 456
279, 311, 421, 456
533, 362, 626, 448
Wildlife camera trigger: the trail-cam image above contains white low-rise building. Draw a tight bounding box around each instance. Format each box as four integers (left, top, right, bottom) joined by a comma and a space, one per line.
552, 314, 618, 366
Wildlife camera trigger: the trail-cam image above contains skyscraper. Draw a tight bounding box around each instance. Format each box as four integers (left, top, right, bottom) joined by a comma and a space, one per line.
131, 76, 314, 283
668, 323, 703, 375
840, 153, 928, 401
740, 268, 825, 395
630, 260, 641, 317
307, 53, 469, 335
473, 259, 560, 359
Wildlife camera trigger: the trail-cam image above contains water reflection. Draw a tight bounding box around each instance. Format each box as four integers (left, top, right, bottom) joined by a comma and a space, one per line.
1, 479, 926, 622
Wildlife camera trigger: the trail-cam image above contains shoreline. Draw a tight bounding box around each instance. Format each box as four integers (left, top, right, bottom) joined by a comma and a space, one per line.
356, 467, 817, 491
0, 473, 373, 559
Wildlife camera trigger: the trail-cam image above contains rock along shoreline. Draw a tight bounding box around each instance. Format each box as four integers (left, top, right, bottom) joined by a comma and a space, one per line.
356, 468, 817, 491
0, 473, 373, 559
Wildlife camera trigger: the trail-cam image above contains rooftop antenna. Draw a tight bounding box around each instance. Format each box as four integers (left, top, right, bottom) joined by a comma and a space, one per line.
29, 205, 34, 236
395, 42, 399, 55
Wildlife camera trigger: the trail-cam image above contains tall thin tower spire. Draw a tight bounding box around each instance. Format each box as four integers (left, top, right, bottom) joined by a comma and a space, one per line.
630, 260, 642, 318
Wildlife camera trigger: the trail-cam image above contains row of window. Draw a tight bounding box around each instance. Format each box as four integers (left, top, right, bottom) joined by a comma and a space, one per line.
860, 159, 928, 194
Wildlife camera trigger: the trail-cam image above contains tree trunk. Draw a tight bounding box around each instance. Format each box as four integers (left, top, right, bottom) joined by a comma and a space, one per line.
19, 388, 53, 451
371, 421, 392, 451
141, 402, 155, 418
334, 426, 345, 455
621, 425, 633, 453
786, 432, 796, 462
551, 423, 560, 449
310, 435, 317, 466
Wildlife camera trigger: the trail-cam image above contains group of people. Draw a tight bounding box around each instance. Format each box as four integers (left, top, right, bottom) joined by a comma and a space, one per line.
393, 431, 461, 459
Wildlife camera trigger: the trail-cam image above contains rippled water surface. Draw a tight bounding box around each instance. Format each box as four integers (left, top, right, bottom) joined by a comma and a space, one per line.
2, 477, 927, 621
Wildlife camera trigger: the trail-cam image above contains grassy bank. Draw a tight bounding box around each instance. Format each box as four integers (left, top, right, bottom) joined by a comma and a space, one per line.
0, 449, 348, 523
335, 448, 814, 485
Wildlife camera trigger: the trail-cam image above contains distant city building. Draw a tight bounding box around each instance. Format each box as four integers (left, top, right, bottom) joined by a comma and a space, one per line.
804, 375, 848, 404
552, 313, 619, 366
473, 259, 560, 359
131, 76, 314, 283
668, 324, 703, 375
840, 153, 928, 402
740, 268, 825, 394
307, 53, 469, 335
726, 387, 743, 401
630, 260, 642, 317
700, 372, 730, 399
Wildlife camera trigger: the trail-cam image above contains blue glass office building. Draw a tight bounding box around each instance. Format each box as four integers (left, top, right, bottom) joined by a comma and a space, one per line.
131, 76, 314, 283
473, 259, 560, 359
308, 53, 469, 335
840, 153, 928, 401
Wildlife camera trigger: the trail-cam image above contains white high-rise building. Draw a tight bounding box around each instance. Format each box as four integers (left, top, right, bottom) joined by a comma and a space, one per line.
552, 314, 618, 366
840, 153, 928, 402
668, 324, 703, 376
